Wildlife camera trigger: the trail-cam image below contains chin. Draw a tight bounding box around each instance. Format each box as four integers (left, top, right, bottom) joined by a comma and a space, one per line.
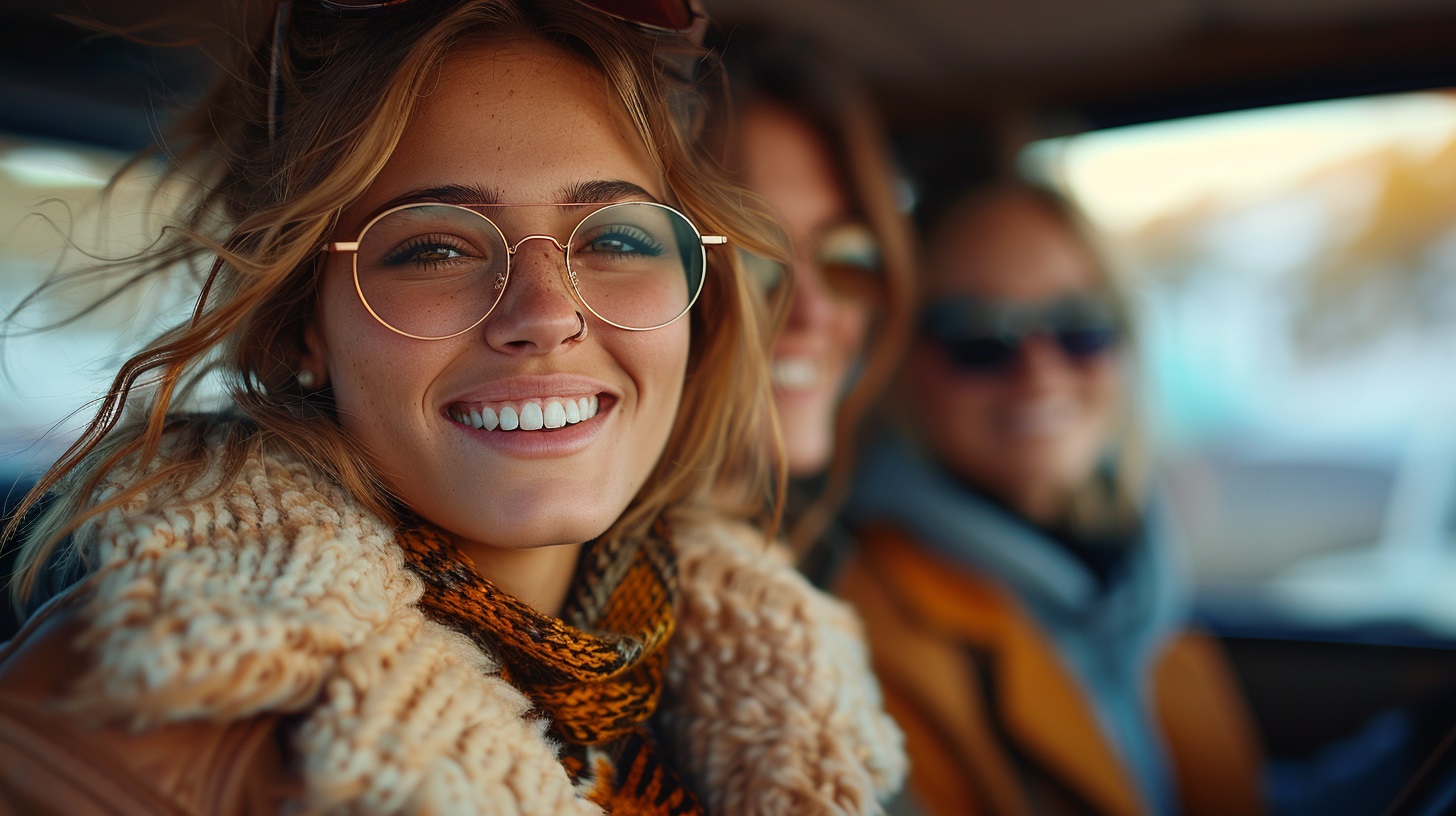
420, 481, 626, 550
471, 515, 618, 551
783, 431, 833, 479
779, 409, 836, 478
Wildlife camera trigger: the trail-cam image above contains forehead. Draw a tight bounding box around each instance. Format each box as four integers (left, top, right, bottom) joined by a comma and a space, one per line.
740, 103, 848, 232
925, 192, 1102, 302
347, 38, 663, 217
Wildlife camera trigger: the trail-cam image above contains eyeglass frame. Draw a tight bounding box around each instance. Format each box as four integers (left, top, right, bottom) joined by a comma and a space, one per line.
738, 221, 885, 300
321, 200, 728, 340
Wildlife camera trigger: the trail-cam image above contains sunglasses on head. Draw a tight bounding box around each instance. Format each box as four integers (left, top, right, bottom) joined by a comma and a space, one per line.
738, 221, 884, 301
267, 0, 707, 144
919, 292, 1124, 373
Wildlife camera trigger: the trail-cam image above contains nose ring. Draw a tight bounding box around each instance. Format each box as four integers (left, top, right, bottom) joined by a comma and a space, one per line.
572, 311, 588, 341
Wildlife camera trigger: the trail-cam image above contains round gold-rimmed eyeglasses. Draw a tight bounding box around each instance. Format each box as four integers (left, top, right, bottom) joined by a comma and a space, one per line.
322, 201, 727, 340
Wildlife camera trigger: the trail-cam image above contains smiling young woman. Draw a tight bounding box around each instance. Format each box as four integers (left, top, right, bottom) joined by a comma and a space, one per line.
0, 2, 904, 813
721, 26, 918, 570
839, 182, 1263, 816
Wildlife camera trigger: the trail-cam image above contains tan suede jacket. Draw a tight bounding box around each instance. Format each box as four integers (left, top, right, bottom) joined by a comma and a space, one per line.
0, 593, 295, 815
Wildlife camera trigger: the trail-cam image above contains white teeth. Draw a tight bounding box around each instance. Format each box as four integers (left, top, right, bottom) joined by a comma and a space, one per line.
543, 400, 567, 429
519, 402, 544, 431
772, 358, 817, 390
452, 395, 602, 432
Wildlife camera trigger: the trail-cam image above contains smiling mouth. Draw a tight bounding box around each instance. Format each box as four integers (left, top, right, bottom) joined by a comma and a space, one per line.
449, 395, 601, 431
771, 357, 818, 390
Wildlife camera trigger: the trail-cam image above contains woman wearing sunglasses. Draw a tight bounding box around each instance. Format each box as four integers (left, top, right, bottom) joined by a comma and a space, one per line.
836, 182, 1264, 815
0, 1, 904, 813
722, 26, 917, 576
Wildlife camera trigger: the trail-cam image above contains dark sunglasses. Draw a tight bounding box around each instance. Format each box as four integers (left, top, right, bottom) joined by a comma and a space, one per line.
919, 293, 1124, 373
267, 0, 707, 144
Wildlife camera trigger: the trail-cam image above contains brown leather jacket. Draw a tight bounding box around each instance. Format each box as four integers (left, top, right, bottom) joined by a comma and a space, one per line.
0, 588, 297, 816
838, 525, 1265, 816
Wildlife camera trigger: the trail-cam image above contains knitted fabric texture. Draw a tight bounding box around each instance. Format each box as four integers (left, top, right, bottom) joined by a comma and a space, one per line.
58, 425, 904, 814
662, 509, 910, 814
398, 520, 702, 813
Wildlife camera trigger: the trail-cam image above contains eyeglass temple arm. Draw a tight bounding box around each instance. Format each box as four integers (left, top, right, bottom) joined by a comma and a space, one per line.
322, 237, 721, 252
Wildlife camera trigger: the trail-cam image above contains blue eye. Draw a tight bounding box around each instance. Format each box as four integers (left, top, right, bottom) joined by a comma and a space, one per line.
580, 225, 664, 257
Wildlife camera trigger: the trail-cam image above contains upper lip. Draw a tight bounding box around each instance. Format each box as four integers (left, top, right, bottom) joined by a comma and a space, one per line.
444, 374, 618, 405
772, 340, 826, 359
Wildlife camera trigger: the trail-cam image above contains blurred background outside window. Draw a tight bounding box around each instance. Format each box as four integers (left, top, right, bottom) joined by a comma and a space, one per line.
0, 139, 201, 481
1024, 90, 1456, 640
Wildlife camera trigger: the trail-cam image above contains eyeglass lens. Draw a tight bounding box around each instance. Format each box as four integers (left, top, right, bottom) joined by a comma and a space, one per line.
352, 202, 706, 338
739, 222, 883, 299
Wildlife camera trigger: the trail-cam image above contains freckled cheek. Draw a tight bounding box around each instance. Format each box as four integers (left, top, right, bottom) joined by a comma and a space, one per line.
623, 329, 689, 417
330, 331, 440, 431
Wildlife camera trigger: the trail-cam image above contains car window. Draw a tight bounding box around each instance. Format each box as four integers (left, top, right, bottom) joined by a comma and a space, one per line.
0, 136, 200, 480
1023, 90, 1456, 639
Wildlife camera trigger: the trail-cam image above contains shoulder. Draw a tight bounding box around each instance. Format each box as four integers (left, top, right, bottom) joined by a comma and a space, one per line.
838, 522, 1018, 629
0, 593, 296, 815
5, 537, 594, 813
9, 420, 598, 813
64, 428, 421, 729
662, 509, 908, 814
671, 512, 868, 643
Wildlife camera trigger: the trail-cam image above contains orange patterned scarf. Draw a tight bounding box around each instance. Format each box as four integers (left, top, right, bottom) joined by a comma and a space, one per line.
398, 519, 703, 814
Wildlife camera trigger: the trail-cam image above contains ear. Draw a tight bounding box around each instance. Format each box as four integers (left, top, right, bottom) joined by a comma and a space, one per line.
299, 319, 331, 390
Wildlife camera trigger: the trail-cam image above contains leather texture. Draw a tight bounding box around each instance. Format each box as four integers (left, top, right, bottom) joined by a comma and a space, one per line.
837, 525, 1265, 816
0, 588, 297, 816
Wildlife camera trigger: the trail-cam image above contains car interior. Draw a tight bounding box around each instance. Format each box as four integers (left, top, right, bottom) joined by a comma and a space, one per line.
6, 0, 1456, 811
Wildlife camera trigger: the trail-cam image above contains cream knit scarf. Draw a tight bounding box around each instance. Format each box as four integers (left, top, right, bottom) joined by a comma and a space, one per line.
63, 430, 906, 814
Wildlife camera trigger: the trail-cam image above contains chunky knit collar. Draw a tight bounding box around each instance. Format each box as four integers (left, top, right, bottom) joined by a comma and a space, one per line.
398, 520, 704, 813
63, 428, 905, 814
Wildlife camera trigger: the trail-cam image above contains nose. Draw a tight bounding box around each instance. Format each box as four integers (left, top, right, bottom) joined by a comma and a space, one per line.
1008, 332, 1074, 392
482, 237, 586, 354
783, 244, 837, 332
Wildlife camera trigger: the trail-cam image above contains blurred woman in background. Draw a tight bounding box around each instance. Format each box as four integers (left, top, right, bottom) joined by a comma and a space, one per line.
722, 25, 917, 576
839, 180, 1265, 816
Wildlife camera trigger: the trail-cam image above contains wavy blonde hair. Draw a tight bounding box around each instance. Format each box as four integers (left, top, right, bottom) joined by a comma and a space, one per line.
8, 0, 786, 607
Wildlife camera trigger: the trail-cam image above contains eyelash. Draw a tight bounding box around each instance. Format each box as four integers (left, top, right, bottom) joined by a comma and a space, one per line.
383, 234, 480, 266
579, 226, 664, 256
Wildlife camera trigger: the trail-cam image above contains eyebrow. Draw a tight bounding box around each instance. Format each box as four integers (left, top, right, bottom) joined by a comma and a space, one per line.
375, 183, 502, 212
559, 180, 660, 205
370, 180, 661, 214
